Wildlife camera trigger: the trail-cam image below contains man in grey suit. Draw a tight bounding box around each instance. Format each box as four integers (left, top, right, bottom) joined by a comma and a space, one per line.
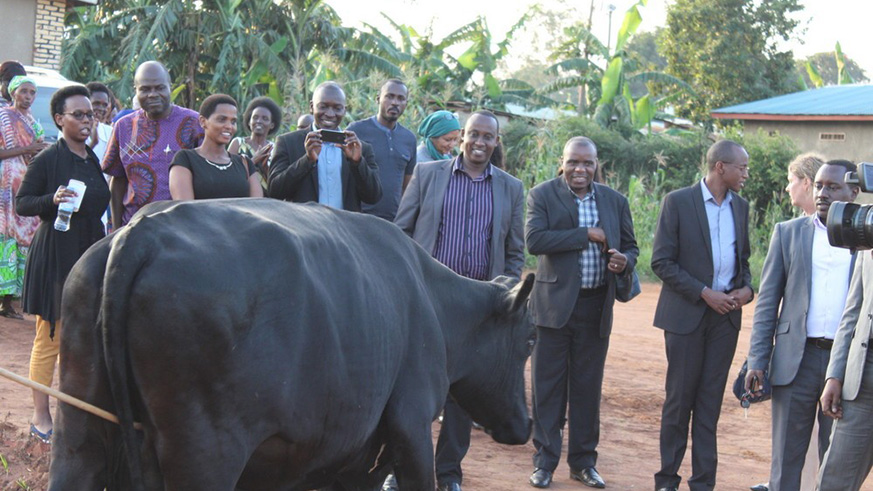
652, 140, 754, 491
394, 110, 524, 491
745, 160, 858, 491
818, 187, 873, 488
525, 137, 638, 489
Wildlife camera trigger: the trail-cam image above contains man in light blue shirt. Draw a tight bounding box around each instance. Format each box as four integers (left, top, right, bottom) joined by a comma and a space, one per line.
269, 81, 382, 211
700, 179, 737, 293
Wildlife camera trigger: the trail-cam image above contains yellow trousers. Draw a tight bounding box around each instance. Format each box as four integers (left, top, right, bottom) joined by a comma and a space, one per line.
29, 315, 60, 387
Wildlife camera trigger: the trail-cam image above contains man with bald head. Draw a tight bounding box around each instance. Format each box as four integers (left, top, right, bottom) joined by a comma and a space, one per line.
652, 140, 754, 491
268, 81, 381, 211
394, 110, 524, 491
102, 61, 203, 229
525, 137, 638, 489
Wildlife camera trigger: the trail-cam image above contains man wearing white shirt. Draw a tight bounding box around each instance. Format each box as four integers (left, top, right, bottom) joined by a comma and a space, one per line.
745, 160, 858, 491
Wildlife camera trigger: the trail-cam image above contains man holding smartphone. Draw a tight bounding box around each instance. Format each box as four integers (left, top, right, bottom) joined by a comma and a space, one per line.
268, 81, 381, 211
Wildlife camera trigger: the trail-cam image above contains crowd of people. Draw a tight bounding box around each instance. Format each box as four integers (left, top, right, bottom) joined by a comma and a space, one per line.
3, 56, 873, 491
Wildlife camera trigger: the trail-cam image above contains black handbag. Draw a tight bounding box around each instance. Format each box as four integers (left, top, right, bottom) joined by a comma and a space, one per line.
615, 270, 641, 303
732, 359, 772, 406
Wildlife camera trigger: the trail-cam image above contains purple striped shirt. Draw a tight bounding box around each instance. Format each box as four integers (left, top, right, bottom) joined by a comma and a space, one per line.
432, 157, 494, 280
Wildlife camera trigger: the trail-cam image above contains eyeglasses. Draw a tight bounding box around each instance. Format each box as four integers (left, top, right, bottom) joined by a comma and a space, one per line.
63, 111, 95, 121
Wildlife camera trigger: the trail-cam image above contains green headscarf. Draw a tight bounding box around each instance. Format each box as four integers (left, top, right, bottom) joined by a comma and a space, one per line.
8, 76, 35, 96
417, 110, 461, 161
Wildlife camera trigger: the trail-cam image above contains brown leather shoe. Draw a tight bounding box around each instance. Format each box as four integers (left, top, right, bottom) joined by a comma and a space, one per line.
570, 467, 605, 488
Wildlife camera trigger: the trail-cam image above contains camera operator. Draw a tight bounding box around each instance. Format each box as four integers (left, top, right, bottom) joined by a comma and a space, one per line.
745, 160, 858, 491
817, 161, 873, 490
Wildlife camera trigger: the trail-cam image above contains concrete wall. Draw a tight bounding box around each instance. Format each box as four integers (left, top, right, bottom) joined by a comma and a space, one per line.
0, 0, 37, 65
745, 120, 873, 163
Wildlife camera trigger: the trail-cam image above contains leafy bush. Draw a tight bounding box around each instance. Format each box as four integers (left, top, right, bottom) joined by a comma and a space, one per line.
504, 116, 799, 288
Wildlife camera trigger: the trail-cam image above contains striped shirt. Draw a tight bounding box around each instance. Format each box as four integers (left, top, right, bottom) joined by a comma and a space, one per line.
432, 157, 494, 280
574, 184, 606, 288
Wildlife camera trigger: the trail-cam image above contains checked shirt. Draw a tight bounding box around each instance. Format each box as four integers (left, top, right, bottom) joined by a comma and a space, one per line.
574, 185, 606, 289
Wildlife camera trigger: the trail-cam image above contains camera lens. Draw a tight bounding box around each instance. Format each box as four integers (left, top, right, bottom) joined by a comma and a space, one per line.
827, 201, 873, 250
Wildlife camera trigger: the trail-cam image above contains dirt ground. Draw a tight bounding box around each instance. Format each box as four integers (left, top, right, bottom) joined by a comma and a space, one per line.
0, 284, 870, 490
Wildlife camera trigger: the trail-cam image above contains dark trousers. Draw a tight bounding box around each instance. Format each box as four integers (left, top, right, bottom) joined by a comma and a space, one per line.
655, 309, 738, 491
769, 342, 832, 491
434, 396, 472, 485
532, 289, 607, 472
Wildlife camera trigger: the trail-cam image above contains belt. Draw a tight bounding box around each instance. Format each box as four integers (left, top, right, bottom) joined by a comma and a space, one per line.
807, 337, 834, 350
579, 285, 607, 297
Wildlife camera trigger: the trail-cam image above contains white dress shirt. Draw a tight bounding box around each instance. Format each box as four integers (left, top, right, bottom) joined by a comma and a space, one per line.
807, 215, 853, 339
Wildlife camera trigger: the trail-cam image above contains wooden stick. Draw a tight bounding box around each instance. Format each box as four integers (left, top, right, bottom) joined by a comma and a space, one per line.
0, 366, 142, 430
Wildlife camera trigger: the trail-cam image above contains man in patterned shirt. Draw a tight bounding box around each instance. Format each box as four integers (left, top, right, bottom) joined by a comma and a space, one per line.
102, 61, 203, 229
525, 137, 638, 489
394, 111, 524, 491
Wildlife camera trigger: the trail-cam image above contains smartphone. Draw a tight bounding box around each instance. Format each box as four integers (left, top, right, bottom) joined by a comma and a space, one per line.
320, 129, 346, 145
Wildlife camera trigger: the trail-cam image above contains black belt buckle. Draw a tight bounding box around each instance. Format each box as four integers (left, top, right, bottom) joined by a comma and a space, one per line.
807, 337, 833, 350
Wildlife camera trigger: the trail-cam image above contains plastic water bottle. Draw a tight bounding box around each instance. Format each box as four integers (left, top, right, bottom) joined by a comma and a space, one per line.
54, 202, 74, 232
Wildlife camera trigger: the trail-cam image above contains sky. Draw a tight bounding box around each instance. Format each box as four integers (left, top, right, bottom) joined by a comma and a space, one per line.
323, 0, 873, 81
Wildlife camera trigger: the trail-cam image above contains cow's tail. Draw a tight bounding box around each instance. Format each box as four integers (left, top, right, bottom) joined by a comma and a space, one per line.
100, 222, 152, 491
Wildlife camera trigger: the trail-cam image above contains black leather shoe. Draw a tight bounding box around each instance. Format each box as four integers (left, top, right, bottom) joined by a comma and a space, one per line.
437, 483, 462, 491
570, 467, 605, 488
749, 484, 769, 491
529, 468, 553, 488
656, 487, 679, 491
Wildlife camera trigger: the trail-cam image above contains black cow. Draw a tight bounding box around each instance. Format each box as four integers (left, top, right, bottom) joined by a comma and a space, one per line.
49, 199, 534, 490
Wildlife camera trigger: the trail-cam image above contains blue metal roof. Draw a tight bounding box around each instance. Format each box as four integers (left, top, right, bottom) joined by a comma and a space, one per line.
711, 84, 873, 117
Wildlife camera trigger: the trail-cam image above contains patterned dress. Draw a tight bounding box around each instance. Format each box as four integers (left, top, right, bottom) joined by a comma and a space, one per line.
0, 107, 43, 296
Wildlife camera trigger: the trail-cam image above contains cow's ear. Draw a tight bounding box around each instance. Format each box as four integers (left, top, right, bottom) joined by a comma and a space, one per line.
506, 273, 534, 313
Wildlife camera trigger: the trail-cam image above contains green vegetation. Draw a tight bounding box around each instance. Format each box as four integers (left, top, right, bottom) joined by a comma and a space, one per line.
58, 0, 840, 288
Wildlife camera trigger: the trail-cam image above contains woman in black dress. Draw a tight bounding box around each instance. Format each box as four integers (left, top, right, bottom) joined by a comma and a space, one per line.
169, 94, 263, 200
15, 84, 110, 442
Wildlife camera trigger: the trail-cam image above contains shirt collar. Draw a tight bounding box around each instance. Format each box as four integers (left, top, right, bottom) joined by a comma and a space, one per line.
565, 179, 596, 201
700, 178, 732, 205
813, 213, 827, 231
370, 116, 395, 134
453, 155, 492, 179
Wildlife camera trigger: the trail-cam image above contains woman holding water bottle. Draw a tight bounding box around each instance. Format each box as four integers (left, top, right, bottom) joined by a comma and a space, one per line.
14, 85, 109, 443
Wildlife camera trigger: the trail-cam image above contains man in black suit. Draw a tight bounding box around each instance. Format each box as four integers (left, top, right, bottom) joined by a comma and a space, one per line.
652, 139, 754, 491
525, 137, 639, 489
268, 81, 381, 211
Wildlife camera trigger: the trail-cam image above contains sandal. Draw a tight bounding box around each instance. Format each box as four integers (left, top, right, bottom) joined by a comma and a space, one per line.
29, 423, 52, 444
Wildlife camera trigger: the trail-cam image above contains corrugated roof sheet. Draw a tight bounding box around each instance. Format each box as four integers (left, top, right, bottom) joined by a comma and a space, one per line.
711, 84, 873, 116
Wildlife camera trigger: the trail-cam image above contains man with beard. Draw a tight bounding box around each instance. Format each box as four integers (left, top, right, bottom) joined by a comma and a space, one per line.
347, 79, 416, 221
102, 61, 203, 230
652, 139, 754, 491
745, 160, 858, 491
393, 110, 524, 491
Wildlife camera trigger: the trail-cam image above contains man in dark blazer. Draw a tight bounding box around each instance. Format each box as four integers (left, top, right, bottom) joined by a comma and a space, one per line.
268, 81, 381, 211
525, 137, 638, 489
745, 161, 858, 491
651, 139, 754, 491
394, 111, 524, 491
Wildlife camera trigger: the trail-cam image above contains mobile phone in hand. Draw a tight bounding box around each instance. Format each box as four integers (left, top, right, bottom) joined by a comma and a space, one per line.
320, 129, 345, 144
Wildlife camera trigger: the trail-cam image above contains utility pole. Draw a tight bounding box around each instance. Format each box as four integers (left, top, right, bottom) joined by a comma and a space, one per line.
607, 4, 616, 53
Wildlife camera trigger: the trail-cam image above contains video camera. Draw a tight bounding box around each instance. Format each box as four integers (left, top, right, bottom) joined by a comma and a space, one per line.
828, 162, 873, 250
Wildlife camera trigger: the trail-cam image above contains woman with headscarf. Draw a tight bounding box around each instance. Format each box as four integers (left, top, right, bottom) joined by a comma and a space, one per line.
0, 61, 27, 110
16, 84, 110, 442
416, 110, 461, 163
0, 76, 48, 318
